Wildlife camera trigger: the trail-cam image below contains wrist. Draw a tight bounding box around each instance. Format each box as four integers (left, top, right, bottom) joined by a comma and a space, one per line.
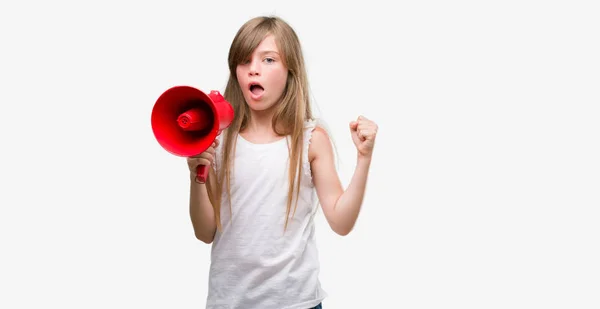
357, 154, 372, 165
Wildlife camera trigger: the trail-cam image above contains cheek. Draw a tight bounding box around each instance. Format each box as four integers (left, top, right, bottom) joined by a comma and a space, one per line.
237, 78, 244, 89
236, 67, 243, 82
273, 70, 288, 91
235, 66, 247, 83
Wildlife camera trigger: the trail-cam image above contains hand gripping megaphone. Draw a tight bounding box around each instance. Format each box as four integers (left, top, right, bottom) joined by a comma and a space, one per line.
151, 85, 234, 183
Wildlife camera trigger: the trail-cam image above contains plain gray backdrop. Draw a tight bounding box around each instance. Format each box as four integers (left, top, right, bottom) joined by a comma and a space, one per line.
1, 0, 599, 308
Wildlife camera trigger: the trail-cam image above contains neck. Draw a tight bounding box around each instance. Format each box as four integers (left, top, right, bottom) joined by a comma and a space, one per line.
242, 108, 277, 137
245, 104, 279, 133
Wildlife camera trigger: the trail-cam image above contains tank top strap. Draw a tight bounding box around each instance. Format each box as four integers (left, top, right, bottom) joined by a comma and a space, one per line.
302, 119, 318, 186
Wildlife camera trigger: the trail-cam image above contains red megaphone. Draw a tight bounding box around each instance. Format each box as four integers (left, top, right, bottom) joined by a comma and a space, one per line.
151, 85, 234, 183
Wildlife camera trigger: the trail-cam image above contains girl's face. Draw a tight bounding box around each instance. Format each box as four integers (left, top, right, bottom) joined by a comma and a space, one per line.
236, 34, 288, 113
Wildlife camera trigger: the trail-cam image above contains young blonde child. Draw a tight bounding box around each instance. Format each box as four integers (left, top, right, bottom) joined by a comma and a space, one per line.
186, 15, 378, 309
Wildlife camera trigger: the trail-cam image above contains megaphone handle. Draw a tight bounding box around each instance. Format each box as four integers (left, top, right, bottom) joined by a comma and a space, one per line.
196, 164, 209, 184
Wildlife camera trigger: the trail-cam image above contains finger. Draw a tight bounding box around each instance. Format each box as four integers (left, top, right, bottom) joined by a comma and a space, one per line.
201, 152, 215, 162
349, 121, 358, 130
358, 126, 377, 136
358, 129, 367, 141
358, 122, 377, 132
193, 152, 215, 162
194, 158, 212, 166
192, 154, 214, 164
205, 147, 216, 156
190, 147, 216, 158
357, 123, 370, 130
360, 129, 377, 140
357, 118, 374, 126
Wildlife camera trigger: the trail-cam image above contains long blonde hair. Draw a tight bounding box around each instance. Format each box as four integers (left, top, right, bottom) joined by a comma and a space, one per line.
206, 16, 313, 232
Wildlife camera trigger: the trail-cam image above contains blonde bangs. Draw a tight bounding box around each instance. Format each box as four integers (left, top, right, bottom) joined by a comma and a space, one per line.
229, 20, 276, 71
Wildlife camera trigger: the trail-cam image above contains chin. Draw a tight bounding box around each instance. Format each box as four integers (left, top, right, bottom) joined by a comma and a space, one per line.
248, 102, 276, 112
245, 96, 276, 112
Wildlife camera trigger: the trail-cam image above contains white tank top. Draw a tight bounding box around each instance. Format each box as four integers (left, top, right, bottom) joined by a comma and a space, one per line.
206, 119, 327, 309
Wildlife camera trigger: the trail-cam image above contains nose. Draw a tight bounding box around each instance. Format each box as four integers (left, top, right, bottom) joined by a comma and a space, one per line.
249, 59, 260, 76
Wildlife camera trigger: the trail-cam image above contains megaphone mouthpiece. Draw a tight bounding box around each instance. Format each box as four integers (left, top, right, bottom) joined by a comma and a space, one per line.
177, 108, 211, 131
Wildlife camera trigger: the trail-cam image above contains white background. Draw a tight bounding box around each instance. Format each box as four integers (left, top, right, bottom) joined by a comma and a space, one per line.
1, 0, 599, 308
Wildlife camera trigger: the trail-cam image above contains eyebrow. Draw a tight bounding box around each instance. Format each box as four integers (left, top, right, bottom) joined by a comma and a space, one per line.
257, 50, 280, 56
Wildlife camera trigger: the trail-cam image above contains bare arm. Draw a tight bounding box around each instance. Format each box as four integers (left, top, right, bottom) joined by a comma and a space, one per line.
189, 174, 217, 243
309, 117, 378, 236
310, 127, 371, 236
187, 139, 219, 243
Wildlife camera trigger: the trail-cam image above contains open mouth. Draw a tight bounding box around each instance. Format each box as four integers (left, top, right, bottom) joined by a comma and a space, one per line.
249, 82, 264, 96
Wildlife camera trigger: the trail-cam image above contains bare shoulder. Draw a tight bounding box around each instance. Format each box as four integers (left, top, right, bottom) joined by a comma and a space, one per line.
308, 126, 333, 163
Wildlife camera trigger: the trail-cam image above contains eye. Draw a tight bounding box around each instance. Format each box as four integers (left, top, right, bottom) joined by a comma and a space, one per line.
264, 57, 275, 64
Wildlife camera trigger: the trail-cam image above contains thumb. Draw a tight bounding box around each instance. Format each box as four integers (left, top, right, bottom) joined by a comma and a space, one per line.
349, 121, 358, 131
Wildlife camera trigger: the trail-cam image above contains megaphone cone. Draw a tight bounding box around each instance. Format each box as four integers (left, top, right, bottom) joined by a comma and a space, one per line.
151, 85, 234, 183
